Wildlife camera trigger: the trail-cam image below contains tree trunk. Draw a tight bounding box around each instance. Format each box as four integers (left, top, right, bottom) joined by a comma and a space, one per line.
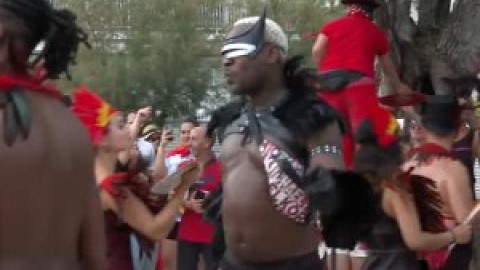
375, 0, 461, 95
432, 0, 480, 94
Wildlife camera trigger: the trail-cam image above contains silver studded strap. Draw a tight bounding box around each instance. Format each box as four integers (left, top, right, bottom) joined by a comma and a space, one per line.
310, 144, 343, 157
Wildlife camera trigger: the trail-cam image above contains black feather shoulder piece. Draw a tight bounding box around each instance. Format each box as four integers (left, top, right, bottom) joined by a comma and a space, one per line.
274, 56, 347, 139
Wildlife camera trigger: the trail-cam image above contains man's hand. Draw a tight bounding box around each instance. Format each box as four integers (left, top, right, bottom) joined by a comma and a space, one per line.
136, 106, 153, 124
396, 82, 412, 96
185, 192, 204, 214
159, 129, 174, 147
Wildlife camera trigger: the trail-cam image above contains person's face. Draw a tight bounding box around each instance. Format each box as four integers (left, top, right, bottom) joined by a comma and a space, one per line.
222, 27, 281, 95
101, 114, 131, 153
188, 127, 210, 156
409, 120, 426, 147
179, 122, 195, 145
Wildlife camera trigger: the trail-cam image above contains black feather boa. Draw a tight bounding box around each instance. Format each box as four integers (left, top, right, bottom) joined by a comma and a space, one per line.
207, 55, 346, 143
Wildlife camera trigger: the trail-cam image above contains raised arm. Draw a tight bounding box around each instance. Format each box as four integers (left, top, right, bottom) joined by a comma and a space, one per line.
101, 166, 198, 241
312, 33, 328, 66
152, 129, 174, 181
378, 54, 411, 95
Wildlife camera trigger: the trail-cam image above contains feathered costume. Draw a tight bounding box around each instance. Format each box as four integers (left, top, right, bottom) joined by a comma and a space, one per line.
204, 9, 378, 268
352, 105, 434, 270
71, 86, 168, 269
314, 0, 386, 169
402, 95, 471, 270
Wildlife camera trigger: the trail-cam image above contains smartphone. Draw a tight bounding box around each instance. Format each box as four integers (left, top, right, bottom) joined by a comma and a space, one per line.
166, 130, 174, 141
163, 124, 174, 141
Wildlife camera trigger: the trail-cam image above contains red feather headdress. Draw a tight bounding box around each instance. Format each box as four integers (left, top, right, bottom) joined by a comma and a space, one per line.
369, 105, 399, 147
71, 85, 118, 145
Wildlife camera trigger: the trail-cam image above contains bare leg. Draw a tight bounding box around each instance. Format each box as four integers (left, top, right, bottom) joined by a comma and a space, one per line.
198, 256, 205, 270
350, 257, 365, 270
326, 250, 351, 270
162, 239, 178, 270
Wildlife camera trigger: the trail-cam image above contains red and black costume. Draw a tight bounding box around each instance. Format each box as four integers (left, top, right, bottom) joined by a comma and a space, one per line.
315, 0, 387, 169
405, 95, 473, 270
207, 10, 378, 269
72, 87, 168, 270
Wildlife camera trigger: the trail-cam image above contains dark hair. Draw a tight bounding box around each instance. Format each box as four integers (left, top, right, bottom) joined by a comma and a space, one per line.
421, 121, 458, 137
182, 116, 199, 127
205, 128, 216, 146
356, 3, 376, 14
354, 121, 403, 189
0, 0, 90, 79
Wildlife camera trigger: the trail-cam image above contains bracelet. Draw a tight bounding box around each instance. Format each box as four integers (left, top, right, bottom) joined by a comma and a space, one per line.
448, 229, 456, 244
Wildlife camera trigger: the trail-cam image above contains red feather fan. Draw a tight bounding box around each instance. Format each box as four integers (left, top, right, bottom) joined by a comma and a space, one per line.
71, 85, 118, 145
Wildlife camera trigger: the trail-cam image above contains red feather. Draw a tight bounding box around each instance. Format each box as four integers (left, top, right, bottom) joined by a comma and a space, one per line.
0, 75, 61, 99
71, 85, 118, 145
166, 145, 191, 158
408, 174, 446, 232
363, 105, 398, 147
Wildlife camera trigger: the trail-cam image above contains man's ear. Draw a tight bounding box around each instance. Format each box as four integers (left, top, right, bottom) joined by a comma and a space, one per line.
263, 45, 282, 65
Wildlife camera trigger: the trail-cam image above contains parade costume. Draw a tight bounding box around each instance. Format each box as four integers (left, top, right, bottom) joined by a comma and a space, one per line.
315, 0, 387, 169
402, 95, 472, 270
207, 10, 378, 270
348, 105, 439, 270
72, 87, 168, 270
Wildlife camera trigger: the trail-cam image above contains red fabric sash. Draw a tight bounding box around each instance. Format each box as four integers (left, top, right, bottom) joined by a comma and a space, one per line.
0, 75, 61, 99
166, 145, 190, 158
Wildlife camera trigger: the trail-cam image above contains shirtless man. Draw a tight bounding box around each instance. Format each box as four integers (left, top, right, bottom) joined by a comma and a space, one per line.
206, 10, 376, 270
0, 0, 103, 269
404, 95, 474, 270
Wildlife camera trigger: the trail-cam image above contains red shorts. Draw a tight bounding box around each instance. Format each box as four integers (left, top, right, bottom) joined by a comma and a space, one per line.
318, 78, 379, 169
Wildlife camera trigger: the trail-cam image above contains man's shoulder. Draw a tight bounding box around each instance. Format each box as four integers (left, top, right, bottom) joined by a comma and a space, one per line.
321, 17, 350, 34
279, 93, 345, 136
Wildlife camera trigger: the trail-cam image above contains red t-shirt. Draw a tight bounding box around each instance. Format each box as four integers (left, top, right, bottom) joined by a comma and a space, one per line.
178, 158, 222, 244
318, 13, 389, 78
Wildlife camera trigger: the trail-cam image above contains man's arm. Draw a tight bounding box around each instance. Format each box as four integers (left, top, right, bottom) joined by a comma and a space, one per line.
128, 106, 152, 140
306, 122, 344, 170
312, 33, 328, 66
152, 129, 172, 181
378, 54, 411, 95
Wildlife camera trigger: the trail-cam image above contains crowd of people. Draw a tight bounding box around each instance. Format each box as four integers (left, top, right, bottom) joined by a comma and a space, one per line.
0, 0, 478, 270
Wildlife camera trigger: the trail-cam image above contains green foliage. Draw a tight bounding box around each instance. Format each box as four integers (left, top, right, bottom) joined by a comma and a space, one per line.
55, 0, 343, 119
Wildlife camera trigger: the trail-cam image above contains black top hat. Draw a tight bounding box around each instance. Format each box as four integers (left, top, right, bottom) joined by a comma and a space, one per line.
421, 95, 462, 136
341, 0, 380, 8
